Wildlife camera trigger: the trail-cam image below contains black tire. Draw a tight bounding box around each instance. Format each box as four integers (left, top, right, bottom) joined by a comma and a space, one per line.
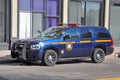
11, 51, 18, 58
11, 52, 15, 58
91, 48, 105, 63
42, 50, 58, 66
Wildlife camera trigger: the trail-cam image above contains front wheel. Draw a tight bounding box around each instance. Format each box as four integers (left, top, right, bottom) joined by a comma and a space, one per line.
42, 50, 58, 66
11, 51, 19, 59
91, 48, 105, 63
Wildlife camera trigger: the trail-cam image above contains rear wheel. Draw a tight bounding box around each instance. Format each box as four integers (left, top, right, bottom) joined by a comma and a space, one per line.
91, 48, 105, 63
42, 50, 58, 66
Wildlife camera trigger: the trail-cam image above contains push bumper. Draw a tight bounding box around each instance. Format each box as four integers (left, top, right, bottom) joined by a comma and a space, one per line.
11, 43, 41, 62
11, 50, 40, 61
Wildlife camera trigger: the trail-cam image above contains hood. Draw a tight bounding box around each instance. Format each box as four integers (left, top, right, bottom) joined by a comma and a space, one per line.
16, 37, 49, 43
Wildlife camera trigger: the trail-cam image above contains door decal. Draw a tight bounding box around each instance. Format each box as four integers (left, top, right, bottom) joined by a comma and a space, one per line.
66, 43, 73, 51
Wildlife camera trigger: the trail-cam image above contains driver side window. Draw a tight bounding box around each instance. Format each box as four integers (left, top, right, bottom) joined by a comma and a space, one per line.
64, 28, 79, 40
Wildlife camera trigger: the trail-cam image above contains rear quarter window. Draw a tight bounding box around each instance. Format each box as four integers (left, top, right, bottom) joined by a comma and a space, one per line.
97, 32, 110, 38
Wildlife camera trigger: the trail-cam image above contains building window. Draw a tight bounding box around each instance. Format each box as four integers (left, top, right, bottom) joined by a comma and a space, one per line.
19, 0, 61, 39
69, 0, 101, 26
19, 12, 32, 39
33, 0, 44, 12
46, 17, 58, 28
46, 0, 59, 28
110, 3, 120, 41
0, 0, 5, 42
19, 0, 32, 11
32, 13, 44, 36
47, 0, 58, 15
69, 0, 84, 25
0, 0, 10, 43
86, 2, 100, 26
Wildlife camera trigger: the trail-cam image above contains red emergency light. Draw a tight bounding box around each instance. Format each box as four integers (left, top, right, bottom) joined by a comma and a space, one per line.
57, 22, 63, 26
68, 23, 80, 26
57, 23, 80, 27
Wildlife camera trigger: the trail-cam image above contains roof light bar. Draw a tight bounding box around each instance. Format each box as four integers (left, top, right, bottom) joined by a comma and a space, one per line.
57, 23, 80, 27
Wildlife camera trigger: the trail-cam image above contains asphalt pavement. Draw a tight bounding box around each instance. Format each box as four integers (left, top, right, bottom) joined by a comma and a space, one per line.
0, 58, 120, 80
0, 46, 120, 80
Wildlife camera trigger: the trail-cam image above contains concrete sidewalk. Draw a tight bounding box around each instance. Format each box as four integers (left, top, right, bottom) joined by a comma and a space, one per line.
0, 50, 10, 57
0, 46, 120, 59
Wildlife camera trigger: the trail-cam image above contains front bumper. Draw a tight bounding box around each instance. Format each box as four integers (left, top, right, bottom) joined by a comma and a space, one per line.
11, 50, 40, 61
11, 43, 40, 61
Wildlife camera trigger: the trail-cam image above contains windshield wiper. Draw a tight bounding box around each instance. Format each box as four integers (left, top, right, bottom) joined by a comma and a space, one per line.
43, 35, 53, 38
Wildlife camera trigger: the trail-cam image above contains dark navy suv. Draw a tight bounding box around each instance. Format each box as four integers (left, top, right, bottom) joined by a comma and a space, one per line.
11, 25, 114, 66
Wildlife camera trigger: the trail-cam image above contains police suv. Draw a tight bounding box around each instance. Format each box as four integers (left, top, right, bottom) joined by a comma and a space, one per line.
11, 24, 114, 66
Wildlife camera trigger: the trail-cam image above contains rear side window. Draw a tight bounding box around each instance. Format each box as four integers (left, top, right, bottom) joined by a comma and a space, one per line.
97, 32, 110, 38
81, 32, 92, 38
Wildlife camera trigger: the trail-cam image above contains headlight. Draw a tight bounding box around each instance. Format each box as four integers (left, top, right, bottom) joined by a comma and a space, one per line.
31, 43, 40, 50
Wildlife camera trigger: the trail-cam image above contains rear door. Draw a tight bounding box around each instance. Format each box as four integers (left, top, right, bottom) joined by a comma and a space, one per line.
79, 28, 93, 57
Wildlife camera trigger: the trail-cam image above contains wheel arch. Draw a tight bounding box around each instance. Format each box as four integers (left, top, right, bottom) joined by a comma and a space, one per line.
43, 46, 60, 57
93, 45, 106, 55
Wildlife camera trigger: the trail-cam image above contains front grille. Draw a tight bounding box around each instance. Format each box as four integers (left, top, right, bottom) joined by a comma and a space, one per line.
14, 43, 31, 50
26, 51, 39, 61
13, 42, 39, 61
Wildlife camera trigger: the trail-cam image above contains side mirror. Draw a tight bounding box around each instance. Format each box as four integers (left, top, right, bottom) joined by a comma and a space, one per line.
37, 30, 42, 35
63, 35, 70, 40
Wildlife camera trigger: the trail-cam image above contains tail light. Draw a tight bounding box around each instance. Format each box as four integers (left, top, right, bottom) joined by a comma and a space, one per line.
110, 38, 114, 47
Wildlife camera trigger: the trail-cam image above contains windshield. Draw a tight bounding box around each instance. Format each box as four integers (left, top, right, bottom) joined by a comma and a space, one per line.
35, 27, 65, 39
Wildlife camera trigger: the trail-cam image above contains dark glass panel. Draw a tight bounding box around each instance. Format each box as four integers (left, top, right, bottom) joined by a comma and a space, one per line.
86, 2, 100, 26
47, 0, 58, 15
33, 0, 44, 12
110, 4, 120, 41
110, 0, 120, 4
33, 13, 44, 36
19, 0, 32, 10
47, 17, 58, 28
0, 0, 5, 42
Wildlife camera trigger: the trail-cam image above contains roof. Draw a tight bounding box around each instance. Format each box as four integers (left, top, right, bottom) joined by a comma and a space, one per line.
52, 25, 107, 31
